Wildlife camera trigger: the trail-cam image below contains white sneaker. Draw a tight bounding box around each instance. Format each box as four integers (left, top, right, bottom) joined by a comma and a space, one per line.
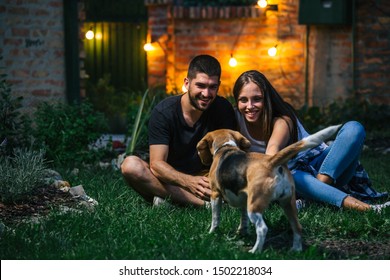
371, 201, 390, 213
296, 199, 306, 212
153, 196, 167, 207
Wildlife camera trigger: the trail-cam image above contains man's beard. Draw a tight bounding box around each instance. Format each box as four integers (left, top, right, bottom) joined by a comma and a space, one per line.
188, 91, 209, 112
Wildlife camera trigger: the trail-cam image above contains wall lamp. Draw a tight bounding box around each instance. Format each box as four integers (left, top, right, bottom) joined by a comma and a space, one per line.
257, 0, 278, 12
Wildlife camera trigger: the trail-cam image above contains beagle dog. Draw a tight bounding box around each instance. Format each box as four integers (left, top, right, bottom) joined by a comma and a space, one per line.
196, 125, 341, 253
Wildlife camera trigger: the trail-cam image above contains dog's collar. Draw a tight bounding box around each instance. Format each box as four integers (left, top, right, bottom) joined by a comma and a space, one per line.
213, 140, 237, 155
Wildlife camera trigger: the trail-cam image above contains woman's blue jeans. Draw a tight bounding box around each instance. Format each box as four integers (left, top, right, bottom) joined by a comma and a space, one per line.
293, 121, 366, 207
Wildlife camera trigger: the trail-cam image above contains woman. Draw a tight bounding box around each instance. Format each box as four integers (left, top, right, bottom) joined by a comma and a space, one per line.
233, 70, 389, 212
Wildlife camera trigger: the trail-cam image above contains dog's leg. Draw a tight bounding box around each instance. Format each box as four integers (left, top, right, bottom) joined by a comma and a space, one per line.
209, 196, 223, 233
247, 212, 268, 253
237, 207, 249, 236
279, 196, 303, 252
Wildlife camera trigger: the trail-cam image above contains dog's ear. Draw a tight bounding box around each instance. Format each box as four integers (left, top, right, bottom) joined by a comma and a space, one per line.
196, 135, 213, 166
233, 131, 251, 151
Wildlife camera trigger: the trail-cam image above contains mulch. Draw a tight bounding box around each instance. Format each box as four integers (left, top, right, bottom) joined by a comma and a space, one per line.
0, 185, 78, 225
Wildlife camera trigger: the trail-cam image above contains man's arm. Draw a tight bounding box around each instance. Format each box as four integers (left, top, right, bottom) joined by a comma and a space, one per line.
149, 144, 211, 200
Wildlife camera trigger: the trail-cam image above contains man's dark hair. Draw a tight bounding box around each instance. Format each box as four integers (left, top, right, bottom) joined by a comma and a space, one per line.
187, 54, 221, 81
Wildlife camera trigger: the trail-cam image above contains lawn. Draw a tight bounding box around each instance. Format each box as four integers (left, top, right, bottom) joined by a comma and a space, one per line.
0, 150, 389, 260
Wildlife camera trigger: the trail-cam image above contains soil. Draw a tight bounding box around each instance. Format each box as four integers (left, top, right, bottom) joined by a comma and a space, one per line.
0, 185, 78, 225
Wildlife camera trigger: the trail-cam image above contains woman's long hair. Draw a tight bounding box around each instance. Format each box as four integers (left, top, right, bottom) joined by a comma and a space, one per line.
233, 70, 298, 144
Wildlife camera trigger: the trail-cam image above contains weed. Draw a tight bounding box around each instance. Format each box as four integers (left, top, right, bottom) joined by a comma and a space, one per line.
0, 148, 48, 203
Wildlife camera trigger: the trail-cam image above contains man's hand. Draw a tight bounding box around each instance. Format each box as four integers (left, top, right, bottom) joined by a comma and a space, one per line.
186, 175, 211, 201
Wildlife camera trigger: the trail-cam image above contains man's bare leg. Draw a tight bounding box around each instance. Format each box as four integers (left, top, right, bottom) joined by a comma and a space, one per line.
121, 156, 205, 207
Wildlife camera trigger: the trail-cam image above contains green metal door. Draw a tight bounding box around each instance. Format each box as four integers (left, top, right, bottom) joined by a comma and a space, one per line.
83, 21, 147, 91
83, 0, 147, 91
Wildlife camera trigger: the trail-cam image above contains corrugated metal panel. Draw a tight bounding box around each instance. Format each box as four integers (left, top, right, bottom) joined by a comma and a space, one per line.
85, 0, 147, 22
83, 21, 147, 91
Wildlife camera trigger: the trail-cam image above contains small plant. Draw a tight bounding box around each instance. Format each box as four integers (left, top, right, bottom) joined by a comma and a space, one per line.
0, 71, 32, 156
33, 101, 108, 166
0, 148, 48, 203
125, 89, 166, 156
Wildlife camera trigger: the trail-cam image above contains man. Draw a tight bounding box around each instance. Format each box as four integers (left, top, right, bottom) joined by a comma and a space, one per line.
121, 54, 237, 207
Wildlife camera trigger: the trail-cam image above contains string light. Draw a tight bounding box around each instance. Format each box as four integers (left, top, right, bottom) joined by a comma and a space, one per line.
143, 42, 154, 52
257, 0, 268, 8
268, 45, 278, 57
85, 27, 94, 40
229, 54, 238, 67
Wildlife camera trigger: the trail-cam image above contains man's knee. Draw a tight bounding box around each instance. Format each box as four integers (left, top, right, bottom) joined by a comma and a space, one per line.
121, 155, 147, 180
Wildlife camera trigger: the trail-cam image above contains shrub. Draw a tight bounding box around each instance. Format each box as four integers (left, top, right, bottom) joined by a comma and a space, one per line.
86, 74, 136, 133
0, 148, 48, 203
0, 73, 32, 156
297, 98, 390, 134
33, 101, 108, 166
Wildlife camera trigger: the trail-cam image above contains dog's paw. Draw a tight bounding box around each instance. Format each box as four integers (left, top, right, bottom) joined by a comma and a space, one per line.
290, 244, 303, 252
248, 246, 262, 254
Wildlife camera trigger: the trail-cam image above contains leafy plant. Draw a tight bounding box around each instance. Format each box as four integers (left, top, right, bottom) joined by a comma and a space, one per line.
297, 98, 390, 134
125, 89, 166, 156
33, 101, 108, 166
0, 72, 32, 156
0, 148, 48, 203
86, 74, 136, 133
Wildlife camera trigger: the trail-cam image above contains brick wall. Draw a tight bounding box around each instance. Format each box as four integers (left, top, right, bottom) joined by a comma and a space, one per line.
1, 0, 388, 115
355, 0, 390, 104
145, 0, 390, 107
0, 0, 66, 114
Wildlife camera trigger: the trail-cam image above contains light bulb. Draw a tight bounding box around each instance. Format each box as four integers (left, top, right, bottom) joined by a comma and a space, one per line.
257, 0, 268, 8
143, 43, 154, 52
268, 46, 277, 57
229, 55, 237, 67
85, 30, 94, 40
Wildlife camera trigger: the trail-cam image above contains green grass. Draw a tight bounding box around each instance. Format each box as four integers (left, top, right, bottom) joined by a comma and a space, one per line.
0, 150, 389, 260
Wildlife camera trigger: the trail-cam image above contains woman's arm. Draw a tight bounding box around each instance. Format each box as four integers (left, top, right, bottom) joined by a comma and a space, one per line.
265, 117, 293, 156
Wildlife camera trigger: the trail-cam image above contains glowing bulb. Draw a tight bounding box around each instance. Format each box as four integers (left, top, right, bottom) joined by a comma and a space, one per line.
229, 55, 237, 67
257, 0, 268, 8
95, 32, 102, 40
143, 43, 154, 52
85, 30, 94, 40
268, 46, 277, 57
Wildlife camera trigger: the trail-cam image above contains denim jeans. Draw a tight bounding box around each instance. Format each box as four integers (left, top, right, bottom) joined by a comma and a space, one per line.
293, 121, 366, 207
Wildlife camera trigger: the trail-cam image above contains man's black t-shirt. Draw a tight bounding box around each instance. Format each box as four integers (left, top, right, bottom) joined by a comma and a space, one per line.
148, 94, 237, 174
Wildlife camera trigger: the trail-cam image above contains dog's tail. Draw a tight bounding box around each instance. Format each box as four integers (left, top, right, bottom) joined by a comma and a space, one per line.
269, 124, 342, 167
